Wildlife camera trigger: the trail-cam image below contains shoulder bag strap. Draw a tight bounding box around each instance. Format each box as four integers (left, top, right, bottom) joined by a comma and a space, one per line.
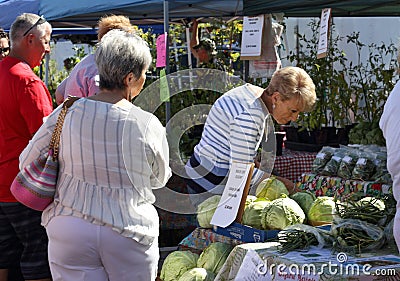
49, 96, 80, 160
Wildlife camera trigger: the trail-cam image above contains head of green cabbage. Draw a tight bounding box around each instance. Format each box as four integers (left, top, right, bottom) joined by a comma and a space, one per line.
290, 191, 316, 217
160, 250, 199, 281
177, 267, 216, 281
197, 195, 221, 228
308, 196, 336, 226
261, 196, 305, 230
197, 242, 233, 274
242, 199, 271, 229
255, 176, 288, 200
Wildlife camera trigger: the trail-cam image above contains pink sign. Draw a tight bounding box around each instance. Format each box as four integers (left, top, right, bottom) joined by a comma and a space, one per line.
156, 33, 167, 67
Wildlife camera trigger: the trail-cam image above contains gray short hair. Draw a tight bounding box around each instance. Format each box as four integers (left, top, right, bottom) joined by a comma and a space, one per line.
10, 13, 50, 43
95, 29, 152, 90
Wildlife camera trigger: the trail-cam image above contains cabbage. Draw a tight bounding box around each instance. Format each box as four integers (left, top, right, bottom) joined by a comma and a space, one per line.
261, 196, 305, 230
160, 251, 199, 281
197, 195, 221, 228
290, 191, 316, 216
308, 196, 336, 226
197, 242, 233, 274
242, 199, 272, 229
177, 268, 216, 281
255, 176, 288, 200
245, 195, 258, 207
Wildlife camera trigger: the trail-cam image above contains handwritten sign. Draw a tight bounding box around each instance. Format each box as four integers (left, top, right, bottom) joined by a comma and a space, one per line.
156, 33, 167, 67
235, 249, 271, 281
317, 8, 331, 59
210, 162, 253, 227
240, 15, 264, 57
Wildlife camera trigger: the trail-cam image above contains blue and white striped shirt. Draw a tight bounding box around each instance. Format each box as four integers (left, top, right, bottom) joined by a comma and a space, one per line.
185, 84, 269, 194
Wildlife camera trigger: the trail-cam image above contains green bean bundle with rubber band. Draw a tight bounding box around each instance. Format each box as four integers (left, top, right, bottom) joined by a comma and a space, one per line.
331, 219, 385, 254
278, 229, 318, 254
335, 196, 387, 226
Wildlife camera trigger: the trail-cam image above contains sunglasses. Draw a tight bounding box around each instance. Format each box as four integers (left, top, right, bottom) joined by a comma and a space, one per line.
23, 16, 47, 37
0, 47, 9, 54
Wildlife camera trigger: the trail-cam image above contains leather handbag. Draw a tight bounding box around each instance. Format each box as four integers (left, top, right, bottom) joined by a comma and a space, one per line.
10, 96, 80, 211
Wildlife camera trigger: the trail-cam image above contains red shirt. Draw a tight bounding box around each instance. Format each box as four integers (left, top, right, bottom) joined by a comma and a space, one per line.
0, 56, 53, 202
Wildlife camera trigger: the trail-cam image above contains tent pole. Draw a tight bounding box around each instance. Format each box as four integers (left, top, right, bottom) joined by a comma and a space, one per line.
164, 0, 171, 123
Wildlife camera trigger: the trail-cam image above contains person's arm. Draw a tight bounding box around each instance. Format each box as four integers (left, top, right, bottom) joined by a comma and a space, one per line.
55, 78, 67, 105
190, 18, 200, 60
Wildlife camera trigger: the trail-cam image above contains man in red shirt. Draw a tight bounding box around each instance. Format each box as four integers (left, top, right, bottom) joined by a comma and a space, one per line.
0, 13, 53, 281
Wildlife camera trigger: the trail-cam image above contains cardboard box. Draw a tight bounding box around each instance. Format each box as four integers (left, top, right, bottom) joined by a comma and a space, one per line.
213, 222, 331, 243
213, 222, 278, 243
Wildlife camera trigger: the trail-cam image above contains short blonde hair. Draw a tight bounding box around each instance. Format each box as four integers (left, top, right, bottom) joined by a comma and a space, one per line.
97, 15, 137, 41
266, 66, 316, 112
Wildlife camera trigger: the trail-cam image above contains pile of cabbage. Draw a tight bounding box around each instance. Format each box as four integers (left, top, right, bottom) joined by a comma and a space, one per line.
194, 177, 337, 231
160, 242, 233, 281
241, 177, 337, 230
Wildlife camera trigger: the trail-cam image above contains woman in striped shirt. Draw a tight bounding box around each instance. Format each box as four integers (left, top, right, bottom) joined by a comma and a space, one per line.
19, 30, 171, 280
184, 66, 316, 205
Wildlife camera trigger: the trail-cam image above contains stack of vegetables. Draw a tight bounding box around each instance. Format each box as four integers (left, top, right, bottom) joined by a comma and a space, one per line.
193, 176, 395, 257
332, 195, 396, 254
243, 177, 337, 230
160, 242, 233, 281
348, 120, 385, 146
196, 177, 337, 232
310, 145, 391, 184
277, 194, 396, 254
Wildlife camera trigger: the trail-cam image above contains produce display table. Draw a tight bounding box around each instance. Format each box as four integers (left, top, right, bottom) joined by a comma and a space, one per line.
274, 148, 317, 182
296, 173, 392, 200
215, 242, 400, 280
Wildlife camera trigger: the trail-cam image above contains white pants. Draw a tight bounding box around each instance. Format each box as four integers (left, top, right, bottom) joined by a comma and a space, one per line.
46, 216, 159, 281
394, 211, 400, 254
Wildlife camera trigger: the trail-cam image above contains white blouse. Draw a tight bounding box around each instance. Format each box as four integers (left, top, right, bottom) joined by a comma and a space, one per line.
19, 98, 171, 246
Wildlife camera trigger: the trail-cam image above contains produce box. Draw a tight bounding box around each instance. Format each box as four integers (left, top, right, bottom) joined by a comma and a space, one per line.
212, 222, 278, 242
212, 222, 331, 243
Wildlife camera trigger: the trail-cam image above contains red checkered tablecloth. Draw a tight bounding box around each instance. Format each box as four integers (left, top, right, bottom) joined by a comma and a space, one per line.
273, 148, 318, 182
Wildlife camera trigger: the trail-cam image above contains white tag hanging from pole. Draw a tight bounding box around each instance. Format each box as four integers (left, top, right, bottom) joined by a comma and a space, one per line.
317, 8, 331, 59
240, 15, 264, 57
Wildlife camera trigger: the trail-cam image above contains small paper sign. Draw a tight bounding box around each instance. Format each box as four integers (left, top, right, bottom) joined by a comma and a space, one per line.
159, 68, 170, 102
235, 249, 271, 281
210, 162, 253, 228
240, 15, 264, 57
317, 8, 331, 59
156, 33, 167, 67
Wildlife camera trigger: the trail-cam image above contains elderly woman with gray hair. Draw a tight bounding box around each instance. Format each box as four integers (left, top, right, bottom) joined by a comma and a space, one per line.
19, 29, 171, 280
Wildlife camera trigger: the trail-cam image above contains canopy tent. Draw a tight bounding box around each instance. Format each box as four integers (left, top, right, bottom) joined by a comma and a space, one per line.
243, 0, 400, 17
0, 0, 243, 30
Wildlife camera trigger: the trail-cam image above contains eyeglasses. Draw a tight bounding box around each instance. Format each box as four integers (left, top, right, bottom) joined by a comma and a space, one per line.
23, 16, 47, 37
0, 47, 9, 55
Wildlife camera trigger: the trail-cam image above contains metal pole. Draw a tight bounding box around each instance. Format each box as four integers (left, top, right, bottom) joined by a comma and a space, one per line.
164, 0, 170, 123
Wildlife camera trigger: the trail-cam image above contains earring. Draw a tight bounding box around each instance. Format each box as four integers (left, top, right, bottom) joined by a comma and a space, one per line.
272, 104, 276, 110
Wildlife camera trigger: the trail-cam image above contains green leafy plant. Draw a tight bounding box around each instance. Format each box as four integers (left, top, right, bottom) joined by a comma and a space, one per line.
286, 19, 398, 132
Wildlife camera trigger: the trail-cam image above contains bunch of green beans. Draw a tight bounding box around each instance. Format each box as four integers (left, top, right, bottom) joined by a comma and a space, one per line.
278, 229, 318, 254
335, 198, 385, 225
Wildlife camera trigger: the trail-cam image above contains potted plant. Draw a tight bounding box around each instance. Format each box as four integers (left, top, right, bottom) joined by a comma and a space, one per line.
285, 19, 398, 147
